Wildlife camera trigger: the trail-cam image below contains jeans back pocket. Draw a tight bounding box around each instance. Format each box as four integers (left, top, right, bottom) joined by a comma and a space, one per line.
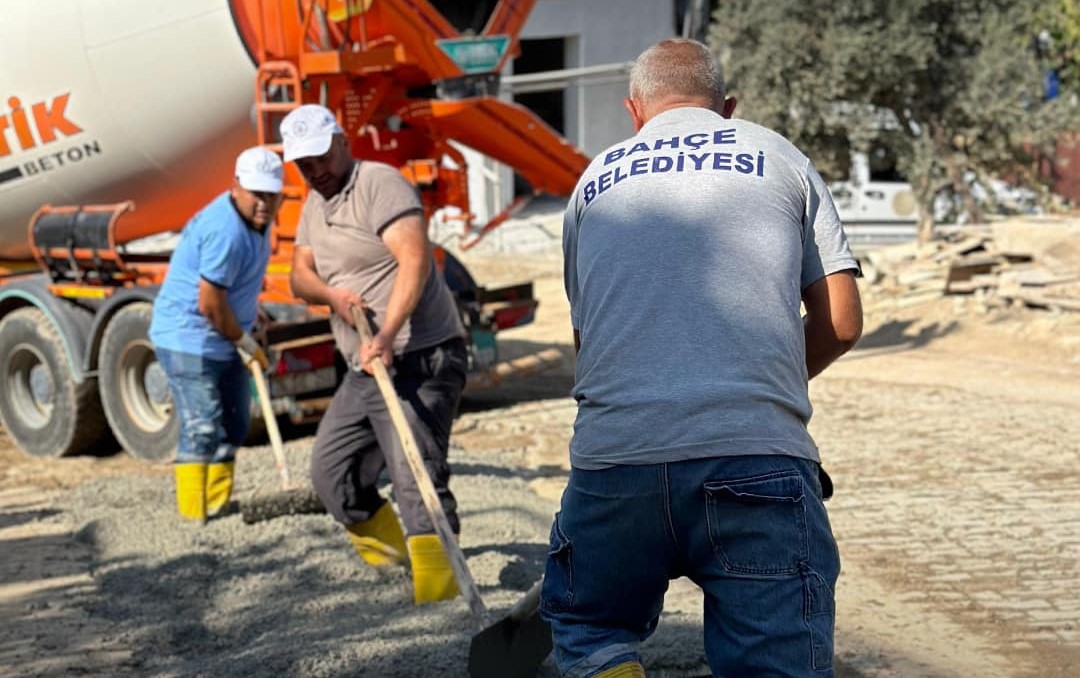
704, 470, 807, 576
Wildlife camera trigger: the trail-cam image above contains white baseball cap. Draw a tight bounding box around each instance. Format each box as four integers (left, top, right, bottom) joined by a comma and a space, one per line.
234, 146, 283, 193
280, 104, 344, 162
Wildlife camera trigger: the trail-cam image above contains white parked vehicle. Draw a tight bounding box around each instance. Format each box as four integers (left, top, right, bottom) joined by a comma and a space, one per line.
828, 149, 919, 252
829, 147, 1041, 253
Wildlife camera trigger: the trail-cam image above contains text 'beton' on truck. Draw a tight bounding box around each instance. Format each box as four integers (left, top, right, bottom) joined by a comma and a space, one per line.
0, 0, 589, 462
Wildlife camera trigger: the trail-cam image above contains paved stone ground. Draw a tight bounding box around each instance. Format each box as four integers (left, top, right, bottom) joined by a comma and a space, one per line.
810, 361, 1080, 677
460, 368, 1078, 676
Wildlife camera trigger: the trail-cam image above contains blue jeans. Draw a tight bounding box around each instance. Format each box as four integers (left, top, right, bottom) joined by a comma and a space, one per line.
540, 455, 840, 677
155, 347, 250, 464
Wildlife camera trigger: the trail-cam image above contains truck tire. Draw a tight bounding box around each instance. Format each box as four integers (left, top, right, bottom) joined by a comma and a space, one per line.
98, 303, 178, 463
0, 307, 107, 457
439, 248, 479, 295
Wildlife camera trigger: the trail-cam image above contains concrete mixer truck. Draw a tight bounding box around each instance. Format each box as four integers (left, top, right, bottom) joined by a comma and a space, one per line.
0, 0, 588, 462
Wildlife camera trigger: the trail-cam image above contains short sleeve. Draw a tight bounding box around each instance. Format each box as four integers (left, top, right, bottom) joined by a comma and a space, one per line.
563, 196, 581, 329
364, 166, 423, 234
295, 200, 313, 247
198, 218, 245, 288
801, 160, 859, 290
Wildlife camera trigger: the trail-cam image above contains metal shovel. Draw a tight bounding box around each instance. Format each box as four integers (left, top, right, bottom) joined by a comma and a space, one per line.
351, 306, 488, 624
352, 307, 552, 674
468, 578, 552, 678
240, 357, 325, 524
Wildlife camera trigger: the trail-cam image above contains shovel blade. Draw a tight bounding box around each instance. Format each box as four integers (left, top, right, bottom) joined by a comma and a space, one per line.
468, 610, 552, 678
240, 486, 325, 524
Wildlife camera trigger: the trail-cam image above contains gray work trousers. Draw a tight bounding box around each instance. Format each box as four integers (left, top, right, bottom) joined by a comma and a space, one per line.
310, 337, 467, 535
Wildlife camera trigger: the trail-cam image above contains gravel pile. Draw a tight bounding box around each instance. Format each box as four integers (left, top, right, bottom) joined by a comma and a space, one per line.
63, 408, 711, 677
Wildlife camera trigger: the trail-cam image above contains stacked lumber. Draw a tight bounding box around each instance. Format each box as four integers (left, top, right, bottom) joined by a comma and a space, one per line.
861, 217, 1080, 313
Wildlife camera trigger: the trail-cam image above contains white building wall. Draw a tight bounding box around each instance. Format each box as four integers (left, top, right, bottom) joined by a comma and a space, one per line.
524, 0, 673, 155
460, 0, 674, 226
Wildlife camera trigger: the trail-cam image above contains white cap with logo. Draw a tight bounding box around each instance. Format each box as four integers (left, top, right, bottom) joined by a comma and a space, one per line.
234, 146, 284, 193
280, 104, 344, 162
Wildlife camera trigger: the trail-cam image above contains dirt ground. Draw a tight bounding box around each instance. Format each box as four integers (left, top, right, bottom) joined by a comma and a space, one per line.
1, 244, 1077, 677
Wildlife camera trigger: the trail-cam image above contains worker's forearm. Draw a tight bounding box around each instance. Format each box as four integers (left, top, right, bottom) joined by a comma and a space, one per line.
290, 264, 336, 307
380, 255, 429, 339
801, 271, 863, 379
803, 315, 858, 380
204, 305, 243, 342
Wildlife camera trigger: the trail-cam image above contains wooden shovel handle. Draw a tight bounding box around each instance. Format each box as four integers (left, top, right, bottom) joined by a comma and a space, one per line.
509, 578, 543, 623
248, 360, 291, 489
351, 306, 487, 623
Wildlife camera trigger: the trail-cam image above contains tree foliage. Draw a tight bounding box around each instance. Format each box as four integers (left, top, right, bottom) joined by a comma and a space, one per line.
709, 0, 1080, 236
1039, 0, 1080, 90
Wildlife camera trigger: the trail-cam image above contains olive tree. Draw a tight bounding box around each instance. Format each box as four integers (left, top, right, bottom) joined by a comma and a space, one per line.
710, 0, 1080, 241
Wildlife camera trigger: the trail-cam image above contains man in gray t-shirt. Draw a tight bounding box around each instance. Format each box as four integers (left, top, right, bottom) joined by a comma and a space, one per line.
283, 104, 467, 607
540, 40, 863, 678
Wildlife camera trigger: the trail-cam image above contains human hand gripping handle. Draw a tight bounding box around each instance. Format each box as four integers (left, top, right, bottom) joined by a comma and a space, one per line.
329, 287, 364, 327
349, 305, 488, 625
357, 327, 394, 375
235, 332, 269, 371
340, 295, 391, 375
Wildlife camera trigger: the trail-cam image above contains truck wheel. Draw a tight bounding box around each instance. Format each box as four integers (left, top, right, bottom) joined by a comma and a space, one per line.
0, 307, 107, 457
439, 248, 479, 295
99, 303, 178, 463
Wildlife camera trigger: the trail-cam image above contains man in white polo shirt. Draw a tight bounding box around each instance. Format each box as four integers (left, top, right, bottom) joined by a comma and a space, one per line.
282, 104, 468, 605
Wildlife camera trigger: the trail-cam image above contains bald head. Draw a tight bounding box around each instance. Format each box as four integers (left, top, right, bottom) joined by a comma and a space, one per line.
625, 39, 731, 129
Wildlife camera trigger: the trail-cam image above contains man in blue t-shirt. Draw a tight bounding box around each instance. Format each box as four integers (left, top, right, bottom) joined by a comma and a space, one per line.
541, 39, 863, 677
149, 146, 282, 522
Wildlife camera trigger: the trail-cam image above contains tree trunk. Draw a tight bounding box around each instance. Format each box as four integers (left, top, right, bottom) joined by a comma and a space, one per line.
914, 172, 935, 245
960, 175, 984, 224
916, 210, 935, 245
946, 153, 983, 225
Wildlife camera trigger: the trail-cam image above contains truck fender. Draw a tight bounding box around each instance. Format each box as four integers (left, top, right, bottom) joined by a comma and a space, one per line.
83, 287, 160, 374
0, 276, 96, 384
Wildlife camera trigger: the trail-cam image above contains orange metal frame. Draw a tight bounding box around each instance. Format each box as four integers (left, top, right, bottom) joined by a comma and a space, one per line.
28, 203, 167, 294
235, 0, 589, 265
23, 2, 589, 306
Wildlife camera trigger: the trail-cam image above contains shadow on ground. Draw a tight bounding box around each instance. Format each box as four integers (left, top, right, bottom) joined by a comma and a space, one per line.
452, 461, 566, 482
851, 319, 960, 355
0, 507, 60, 531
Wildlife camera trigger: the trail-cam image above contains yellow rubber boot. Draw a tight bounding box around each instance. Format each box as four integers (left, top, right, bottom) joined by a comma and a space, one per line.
205, 461, 235, 517
346, 502, 408, 569
174, 463, 207, 522
407, 534, 459, 605
594, 661, 646, 678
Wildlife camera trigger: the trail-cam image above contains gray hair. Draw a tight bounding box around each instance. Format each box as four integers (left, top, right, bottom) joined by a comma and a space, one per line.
629, 38, 725, 104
